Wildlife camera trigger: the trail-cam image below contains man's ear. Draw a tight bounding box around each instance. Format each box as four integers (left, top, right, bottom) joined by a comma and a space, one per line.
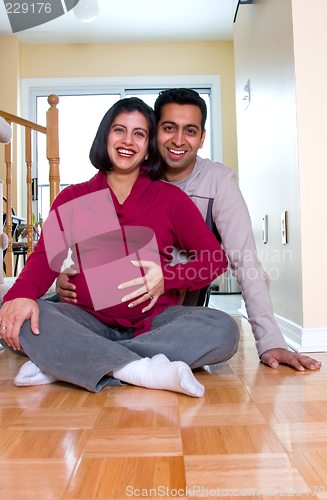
199, 129, 206, 149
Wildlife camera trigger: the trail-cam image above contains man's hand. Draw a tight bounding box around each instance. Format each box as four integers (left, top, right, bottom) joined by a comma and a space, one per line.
118, 260, 164, 313
261, 348, 322, 371
56, 268, 78, 303
0, 298, 39, 351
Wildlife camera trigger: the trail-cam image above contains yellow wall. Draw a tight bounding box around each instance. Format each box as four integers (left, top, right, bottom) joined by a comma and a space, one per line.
21, 41, 237, 173
0, 36, 22, 211
292, 0, 327, 327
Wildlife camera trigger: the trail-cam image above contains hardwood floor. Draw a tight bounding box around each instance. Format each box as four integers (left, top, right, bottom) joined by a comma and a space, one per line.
1, 317, 327, 499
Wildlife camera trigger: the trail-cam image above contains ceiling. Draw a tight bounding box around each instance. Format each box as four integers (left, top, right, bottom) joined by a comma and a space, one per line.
0, 0, 234, 45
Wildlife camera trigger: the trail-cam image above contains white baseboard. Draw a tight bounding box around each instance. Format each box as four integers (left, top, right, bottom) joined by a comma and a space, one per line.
274, 315, 327, 353
238, 299, 327, 353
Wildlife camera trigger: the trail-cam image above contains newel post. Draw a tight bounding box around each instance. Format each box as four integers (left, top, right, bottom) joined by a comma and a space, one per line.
46, 95, 60, 205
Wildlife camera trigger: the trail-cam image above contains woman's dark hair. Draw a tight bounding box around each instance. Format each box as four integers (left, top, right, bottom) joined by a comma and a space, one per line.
154, 88, 207, 134
90, 97, 163, 180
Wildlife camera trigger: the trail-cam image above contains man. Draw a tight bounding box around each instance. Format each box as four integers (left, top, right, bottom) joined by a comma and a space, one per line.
57, 88, 320, 372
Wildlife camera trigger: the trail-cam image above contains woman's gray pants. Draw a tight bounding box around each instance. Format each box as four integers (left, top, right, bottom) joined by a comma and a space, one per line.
1, 300, 240, 392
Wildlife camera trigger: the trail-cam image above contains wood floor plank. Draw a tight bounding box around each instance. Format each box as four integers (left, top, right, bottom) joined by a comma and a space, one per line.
290, 452, 327, 492
193, 367, 244, 388
247, 384, 327, 403
169, 456, 187, 492
182, 426, 225, 455
0, 387, 46, 408
179, 403, 266, 427
27, 389, 73, 409
219, 425, 242, 454
104, 386, 179, 407
246, 424, 285, 453
271, 422, 327, 452
257, 399, 327, 424
204, 386, 251, 404
63, 457, 111, 499
0, 428, 91, 459
0, 407, 23, 428
118, 406, 156, 429
233, 425, 259, 453
184, 453, 310, 496
152, 456, 171, 489
84, 428, 183, 457
155, 404, 181, 428
93, 406, 124, 429
94, 405, 180, 430
239, 372, 305, 387
8, 408, 101, 430
0, 458, 75, 500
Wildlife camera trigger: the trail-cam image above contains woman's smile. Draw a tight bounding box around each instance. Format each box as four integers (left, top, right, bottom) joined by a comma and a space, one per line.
116, 148, 136, 158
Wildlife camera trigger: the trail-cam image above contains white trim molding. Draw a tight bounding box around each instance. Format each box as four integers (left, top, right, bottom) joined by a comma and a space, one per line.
274, 315, 327, 353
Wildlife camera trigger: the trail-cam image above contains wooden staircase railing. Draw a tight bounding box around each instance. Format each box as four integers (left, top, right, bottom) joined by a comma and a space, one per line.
0, 94, 60, 277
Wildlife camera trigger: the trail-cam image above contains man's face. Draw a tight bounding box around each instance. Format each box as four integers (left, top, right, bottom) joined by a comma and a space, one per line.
157, 103, 206, 180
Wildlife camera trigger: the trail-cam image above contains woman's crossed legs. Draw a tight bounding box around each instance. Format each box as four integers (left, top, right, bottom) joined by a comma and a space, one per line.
3, 300, 240, 396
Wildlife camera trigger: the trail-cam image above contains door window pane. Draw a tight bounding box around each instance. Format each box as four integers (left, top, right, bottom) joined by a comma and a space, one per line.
37, 94, 119, 219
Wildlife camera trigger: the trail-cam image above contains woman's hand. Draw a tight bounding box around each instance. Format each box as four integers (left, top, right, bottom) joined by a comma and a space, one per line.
118, 260, 164, 313
0, 298, 39, 351
56, 268, 78, 303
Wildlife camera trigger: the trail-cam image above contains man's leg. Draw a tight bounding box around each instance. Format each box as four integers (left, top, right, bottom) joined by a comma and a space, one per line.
118, 306, 240, 368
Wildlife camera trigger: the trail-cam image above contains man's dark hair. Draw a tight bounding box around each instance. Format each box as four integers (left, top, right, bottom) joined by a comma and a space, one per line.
154, 88, 207, 133
90, 97, 163, 180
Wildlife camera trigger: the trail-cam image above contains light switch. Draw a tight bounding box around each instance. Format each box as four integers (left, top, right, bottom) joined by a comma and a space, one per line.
243, 79, 250, 110
281, 211, 287, 244
262, 215, 268, 244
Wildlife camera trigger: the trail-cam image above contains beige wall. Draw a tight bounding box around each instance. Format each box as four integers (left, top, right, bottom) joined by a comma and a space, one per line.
233, 0, 303, 325
292, 0, 327, 327
0, 36, 22, 211
234, 0, 327, 329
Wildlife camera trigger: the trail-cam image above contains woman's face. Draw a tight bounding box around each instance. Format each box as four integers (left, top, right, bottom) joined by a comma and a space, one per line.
107, 111, 149, 174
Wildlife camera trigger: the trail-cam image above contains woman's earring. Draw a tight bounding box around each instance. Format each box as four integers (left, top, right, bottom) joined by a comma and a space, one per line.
145, 154, 149, 160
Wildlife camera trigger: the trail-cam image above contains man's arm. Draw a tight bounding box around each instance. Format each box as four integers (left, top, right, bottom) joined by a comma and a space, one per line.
210, 166, 321, 370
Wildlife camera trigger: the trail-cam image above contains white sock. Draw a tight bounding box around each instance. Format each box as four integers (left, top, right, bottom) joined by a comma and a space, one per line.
14, 361, 58, 387
113, 354, 205, 398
